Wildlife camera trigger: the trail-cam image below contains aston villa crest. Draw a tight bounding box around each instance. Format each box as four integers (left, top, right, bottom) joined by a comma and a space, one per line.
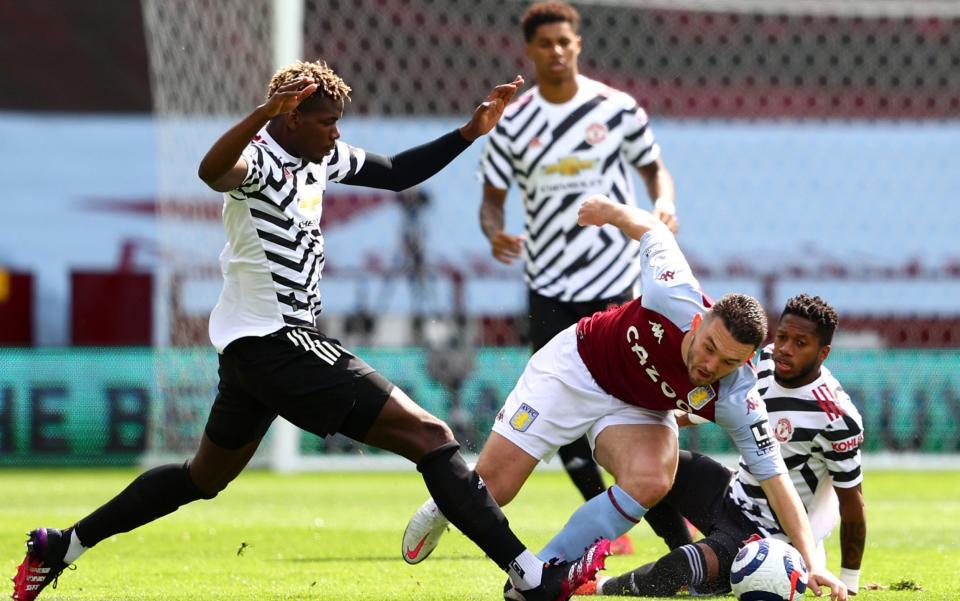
687, 385, 716, 410
509, 403, 540, 432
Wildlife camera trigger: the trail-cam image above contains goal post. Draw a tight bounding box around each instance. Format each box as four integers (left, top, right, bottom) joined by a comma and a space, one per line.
141, 0, 304, 469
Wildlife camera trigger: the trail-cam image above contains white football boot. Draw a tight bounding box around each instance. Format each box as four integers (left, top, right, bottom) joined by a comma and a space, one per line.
401, 497, 450, 564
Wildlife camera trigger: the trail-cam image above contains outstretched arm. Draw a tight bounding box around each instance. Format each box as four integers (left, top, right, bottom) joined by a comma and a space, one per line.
835, 484, 866, 595
198, 77, 318, 192
576, 194, 663, 241
459, 75, 525, 141
341, 76, 524, 192
760, 474, 847, 600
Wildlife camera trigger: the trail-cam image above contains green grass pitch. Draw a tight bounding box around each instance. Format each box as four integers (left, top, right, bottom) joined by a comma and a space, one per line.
2, 469, 958, 600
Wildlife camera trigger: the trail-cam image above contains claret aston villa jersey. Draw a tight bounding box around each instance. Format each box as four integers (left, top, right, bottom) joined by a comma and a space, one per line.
576, 226, 785, 479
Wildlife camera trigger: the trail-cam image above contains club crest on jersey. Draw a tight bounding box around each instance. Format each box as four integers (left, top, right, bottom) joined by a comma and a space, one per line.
774, 417, 794, 442
509, 403, 539, 432
687, 385, 716, 409
543, 157, 597, 176
585, 123, 608, 145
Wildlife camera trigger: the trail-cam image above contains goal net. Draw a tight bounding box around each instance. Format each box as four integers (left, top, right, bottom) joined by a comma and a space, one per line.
142, 0, 960, 470
141, 0, 275, 466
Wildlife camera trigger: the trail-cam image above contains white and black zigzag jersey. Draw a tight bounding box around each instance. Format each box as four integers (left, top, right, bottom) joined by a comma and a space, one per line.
480, 75, 661, 302
728, 344, 865, 538
208, 129, 364, 352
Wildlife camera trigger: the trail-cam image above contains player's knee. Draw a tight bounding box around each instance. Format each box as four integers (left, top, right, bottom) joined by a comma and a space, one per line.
186, 462, 231, 499
618, 471, 672, 507
188, 473, 226, 499
474, 466, 518, 506
201, 476, 231, 498
415, 414, 455, 449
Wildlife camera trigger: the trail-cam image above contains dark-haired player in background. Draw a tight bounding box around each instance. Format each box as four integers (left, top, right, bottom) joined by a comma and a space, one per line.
585, 294, 866, 597
12, 59, 608, 601
465, 0, 679, 557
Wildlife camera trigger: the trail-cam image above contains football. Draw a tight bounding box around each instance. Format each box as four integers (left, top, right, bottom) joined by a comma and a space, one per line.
729, 537, 808, 601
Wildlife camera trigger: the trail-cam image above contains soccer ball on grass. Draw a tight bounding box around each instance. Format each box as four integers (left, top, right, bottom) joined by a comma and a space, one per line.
729, 537, 808, 601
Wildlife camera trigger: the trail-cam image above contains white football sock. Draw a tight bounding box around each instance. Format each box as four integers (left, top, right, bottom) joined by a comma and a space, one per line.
507, 549, 544, 590
64, 528, 88, 563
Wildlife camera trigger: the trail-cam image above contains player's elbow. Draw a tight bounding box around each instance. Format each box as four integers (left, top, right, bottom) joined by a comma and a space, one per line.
198, 165, 219, 188
198, 164, 217, 186
198, 166, 232, 193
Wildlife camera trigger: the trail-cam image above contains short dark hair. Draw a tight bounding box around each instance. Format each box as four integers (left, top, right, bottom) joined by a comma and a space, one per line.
708, 293, 768, 349
782, 294, 839, 346
520, 1, 581, 42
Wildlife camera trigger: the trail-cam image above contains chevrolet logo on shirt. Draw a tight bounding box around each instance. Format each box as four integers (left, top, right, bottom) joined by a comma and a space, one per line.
299, 194, 322, 212
542, 157, 597, 176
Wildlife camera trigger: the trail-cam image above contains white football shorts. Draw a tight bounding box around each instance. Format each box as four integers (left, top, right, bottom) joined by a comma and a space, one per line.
491, 324, 677, 462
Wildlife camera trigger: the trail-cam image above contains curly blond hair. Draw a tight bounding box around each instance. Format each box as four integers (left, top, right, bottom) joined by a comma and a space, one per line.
267, 59, 351, 104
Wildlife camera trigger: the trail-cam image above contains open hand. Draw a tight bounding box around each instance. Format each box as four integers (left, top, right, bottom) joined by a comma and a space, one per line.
460, 75, 525, 140
261, 77, 320, 118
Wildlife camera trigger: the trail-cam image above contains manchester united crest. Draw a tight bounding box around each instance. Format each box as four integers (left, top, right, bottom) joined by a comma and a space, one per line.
774, 417, 794, 442
585, 123, 608, 145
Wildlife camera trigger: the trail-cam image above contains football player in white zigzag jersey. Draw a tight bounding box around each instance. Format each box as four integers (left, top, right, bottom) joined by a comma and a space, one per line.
477, 2, 676, 540
12, 60, 610, 601
586, 294, 867, 597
